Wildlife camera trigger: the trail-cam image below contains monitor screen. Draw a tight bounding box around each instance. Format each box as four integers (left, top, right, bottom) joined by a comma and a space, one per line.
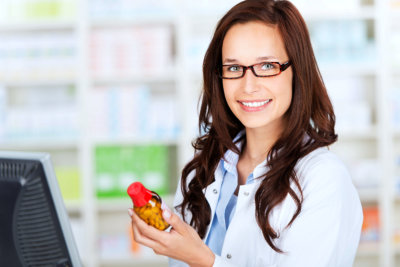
0, 151, 82, 267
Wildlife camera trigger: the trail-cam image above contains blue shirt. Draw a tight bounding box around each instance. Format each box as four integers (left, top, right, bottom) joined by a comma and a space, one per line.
205, 137, 256, 256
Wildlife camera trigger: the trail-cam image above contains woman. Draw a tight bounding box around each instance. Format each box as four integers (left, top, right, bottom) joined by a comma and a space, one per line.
128, 0, 363, 266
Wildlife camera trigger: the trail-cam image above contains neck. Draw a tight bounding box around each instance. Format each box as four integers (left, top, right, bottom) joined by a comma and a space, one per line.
242, 123, 283, 166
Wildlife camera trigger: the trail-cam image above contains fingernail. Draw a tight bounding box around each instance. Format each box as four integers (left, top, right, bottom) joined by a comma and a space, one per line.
128, 208, 133, 217
163, 209, 171, 219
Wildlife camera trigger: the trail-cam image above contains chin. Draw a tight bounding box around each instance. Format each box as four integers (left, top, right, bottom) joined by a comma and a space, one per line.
241, 121, 272, 130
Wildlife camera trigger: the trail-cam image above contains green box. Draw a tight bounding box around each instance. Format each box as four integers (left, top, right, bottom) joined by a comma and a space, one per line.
95, 145, 170, 199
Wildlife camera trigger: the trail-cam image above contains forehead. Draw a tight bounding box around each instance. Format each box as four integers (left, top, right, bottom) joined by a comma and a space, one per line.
222, 21, 288, 63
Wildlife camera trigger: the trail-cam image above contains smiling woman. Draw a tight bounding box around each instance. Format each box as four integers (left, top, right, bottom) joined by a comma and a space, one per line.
128, 1, 363, 267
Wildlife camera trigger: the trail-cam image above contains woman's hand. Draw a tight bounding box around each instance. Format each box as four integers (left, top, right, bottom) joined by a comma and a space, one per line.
128, 207, 215, 267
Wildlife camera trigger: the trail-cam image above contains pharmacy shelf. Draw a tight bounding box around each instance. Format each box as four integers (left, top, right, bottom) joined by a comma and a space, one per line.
90, 16, 176, 28
0, 78, 77, 87
393, 70, 400, 77
357, 242, 380, 257
0, 21, 76, 31
65, 200, 83, 214
92, 137, 179, 147
96, 199, 132, 213
181, 2, 242, 18
394, 129, 400, 138
301, 7, 375, 20
319, 63, 377, 77
395, 244, 400, 255
358, 187, 380, 203
0, 139, 79, 150
337, 126, 378, 140
92, 73, 177, 86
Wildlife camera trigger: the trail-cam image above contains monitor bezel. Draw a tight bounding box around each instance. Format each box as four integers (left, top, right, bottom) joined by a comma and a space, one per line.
0, 151, 82, 267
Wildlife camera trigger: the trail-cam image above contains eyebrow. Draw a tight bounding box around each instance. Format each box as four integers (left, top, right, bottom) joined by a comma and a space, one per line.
222, 56, 278, 64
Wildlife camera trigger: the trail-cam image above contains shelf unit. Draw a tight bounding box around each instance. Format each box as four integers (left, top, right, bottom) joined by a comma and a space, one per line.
0, 0, 399, 267
0, 21, 76, 31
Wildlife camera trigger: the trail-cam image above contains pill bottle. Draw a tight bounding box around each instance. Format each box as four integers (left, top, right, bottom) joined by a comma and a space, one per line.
127, 182, 170, 231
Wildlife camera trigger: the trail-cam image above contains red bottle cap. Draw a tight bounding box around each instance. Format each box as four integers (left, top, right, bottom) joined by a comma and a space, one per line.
127, 182, 152, 207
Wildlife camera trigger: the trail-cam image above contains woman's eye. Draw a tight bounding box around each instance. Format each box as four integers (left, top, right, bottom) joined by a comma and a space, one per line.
228, 65, 242, 72
261, 63, 275, 70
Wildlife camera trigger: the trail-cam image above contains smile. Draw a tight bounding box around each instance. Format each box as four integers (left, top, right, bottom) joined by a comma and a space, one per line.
240, 99, 271, 107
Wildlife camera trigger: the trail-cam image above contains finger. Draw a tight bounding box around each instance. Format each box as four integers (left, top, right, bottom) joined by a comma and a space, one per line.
129, 208, 171, 241
162, 208, 188, 235
129, 209, 162, 247
131, 219, 161, 249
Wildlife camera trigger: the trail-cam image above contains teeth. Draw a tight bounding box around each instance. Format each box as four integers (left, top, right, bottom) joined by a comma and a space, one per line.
241, 100, 271, 107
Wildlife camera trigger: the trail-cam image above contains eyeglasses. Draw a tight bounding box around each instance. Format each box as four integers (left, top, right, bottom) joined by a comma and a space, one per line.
220, 61, 291, 79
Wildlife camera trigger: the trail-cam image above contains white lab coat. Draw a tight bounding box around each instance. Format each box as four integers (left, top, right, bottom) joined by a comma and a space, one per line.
169, 147, 363, 267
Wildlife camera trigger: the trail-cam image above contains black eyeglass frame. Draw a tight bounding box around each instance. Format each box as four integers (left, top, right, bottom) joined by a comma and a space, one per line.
219, 60, 292, 79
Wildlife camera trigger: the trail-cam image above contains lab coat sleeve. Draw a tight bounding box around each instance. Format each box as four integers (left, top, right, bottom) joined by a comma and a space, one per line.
168, 257, 190, 267
276, 158, 363, 267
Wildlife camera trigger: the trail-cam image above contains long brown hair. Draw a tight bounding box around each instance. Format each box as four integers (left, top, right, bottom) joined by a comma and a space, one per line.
177, 0, 337, 253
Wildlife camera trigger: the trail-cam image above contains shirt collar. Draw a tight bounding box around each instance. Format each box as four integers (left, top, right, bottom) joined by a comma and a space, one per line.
221, 130, 271, 181
219, 132, 311, 182
221, 130, 245, 175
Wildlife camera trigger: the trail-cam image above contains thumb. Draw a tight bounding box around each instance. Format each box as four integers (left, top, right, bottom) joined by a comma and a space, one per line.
162, 206, 187, 234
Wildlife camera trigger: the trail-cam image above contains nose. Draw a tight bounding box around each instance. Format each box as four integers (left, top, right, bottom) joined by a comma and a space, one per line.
241, 67, 259, 94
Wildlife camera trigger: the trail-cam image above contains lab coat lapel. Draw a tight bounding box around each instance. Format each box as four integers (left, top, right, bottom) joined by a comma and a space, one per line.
202, 163, 224, 241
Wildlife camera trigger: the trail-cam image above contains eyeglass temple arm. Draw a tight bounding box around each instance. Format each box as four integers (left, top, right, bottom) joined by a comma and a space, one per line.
280, 61, 291, 71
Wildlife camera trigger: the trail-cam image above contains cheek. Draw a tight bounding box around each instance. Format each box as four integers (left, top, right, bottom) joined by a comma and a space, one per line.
222, 83, 235, 104
284, 85, 293, 106
222, 81, 230, 96
277, 74, 293, 109
281, 86, 292, 112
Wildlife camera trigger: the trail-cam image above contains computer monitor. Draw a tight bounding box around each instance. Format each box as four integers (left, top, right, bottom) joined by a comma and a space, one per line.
0, 151, 82, 267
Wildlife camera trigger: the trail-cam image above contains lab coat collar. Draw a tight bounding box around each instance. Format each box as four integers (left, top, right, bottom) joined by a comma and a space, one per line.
222, 130, 245, 175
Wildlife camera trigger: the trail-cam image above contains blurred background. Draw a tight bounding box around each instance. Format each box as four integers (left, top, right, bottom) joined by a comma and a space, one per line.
0, 0, 399, 266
